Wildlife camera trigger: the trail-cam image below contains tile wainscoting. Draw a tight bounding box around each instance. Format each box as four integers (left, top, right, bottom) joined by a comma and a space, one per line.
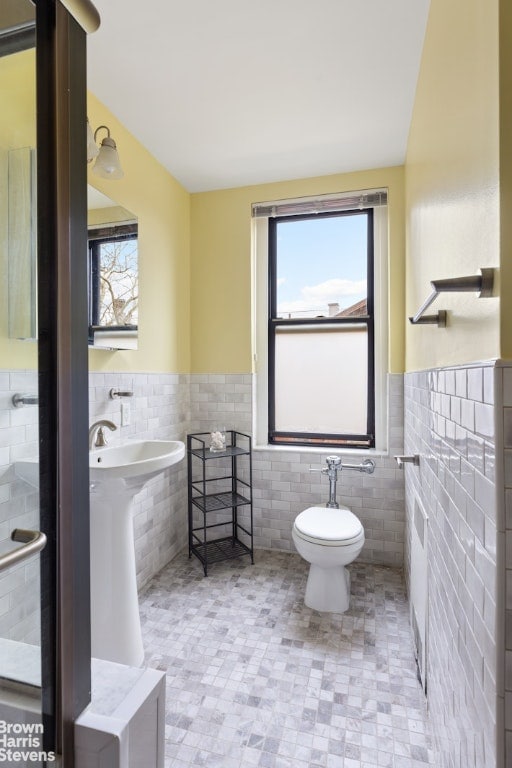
0, 369, 191, 653
404, 362, 504, 768
500, 364, 512, 768
0, 370, 40, 643
89, 372, 190, 590
1, 369, 405, 645
189, 373, 406, 567
4, 362, 512, 767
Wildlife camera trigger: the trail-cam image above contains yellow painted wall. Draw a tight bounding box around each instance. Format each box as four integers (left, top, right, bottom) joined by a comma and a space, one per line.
0, 52, 190, 373
3, 1, 506, 381
405, 0, 500, 371
500, 1, 512, 360
87, 94, 191, 373
190, 166, 405, 374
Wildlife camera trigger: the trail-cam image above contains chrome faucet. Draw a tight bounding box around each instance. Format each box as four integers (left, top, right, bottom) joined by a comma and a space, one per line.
89, 419, 117, 450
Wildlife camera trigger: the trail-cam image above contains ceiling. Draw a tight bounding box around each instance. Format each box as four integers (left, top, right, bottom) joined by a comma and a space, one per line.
87, 1, 431, 194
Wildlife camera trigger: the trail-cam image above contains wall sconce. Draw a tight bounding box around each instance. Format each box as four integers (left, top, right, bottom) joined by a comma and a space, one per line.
86, 119, 124, 180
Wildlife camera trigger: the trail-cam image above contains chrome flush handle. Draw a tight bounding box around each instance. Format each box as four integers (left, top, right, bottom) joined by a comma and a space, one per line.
310, 455, 376, 509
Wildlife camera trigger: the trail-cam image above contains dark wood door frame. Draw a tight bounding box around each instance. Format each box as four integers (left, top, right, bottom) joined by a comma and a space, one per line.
37, 0, 91, 760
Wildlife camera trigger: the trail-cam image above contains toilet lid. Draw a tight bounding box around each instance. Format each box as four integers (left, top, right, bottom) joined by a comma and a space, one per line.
293, 506, 364, 546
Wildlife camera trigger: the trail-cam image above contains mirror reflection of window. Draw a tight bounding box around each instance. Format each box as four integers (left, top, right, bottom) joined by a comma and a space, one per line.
88, 223, 138, 330
87, 186, 138, 350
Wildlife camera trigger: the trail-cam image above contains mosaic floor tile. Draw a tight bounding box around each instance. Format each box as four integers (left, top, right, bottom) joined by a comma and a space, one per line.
139, 550, 434, 767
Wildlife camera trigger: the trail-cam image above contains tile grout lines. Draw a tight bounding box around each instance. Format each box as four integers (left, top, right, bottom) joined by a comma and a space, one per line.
139, 549, 434, 768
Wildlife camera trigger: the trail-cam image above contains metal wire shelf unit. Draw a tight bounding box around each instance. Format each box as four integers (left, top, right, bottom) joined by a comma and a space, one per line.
187, 431, 254, 576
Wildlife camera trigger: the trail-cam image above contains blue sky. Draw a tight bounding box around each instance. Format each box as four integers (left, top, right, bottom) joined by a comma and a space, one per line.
276, 213, 368, 317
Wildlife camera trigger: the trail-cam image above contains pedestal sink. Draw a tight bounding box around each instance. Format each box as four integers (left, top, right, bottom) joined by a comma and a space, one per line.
90, 439, 185, 666
16, 439, 185, 667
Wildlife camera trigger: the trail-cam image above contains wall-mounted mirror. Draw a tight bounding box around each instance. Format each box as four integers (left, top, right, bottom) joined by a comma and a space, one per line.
7, 146, 37, 340
87, 186, 138, 350
8, 177, 138, 350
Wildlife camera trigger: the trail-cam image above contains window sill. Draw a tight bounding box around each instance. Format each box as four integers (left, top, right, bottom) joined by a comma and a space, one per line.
253, 443, 389, 458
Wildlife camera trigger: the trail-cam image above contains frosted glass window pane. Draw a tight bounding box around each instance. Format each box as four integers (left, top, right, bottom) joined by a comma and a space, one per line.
274, 327, 367, 434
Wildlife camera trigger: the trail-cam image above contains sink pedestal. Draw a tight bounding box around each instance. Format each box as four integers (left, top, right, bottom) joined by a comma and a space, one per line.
90, 484, 144, 667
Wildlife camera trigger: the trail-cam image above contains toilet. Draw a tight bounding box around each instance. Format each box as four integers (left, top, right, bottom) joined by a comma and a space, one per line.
292, 505, 365, 613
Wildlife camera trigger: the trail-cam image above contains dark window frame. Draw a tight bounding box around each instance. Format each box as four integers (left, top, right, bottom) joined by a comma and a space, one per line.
268, 209, 375, 449
87, 222, 138, 341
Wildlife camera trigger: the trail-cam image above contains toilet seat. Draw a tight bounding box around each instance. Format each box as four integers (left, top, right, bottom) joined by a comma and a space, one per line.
293, 506, 364, 547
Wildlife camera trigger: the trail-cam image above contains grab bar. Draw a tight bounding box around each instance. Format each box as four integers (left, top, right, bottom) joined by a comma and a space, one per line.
0, 529, 47, 573
12, 393, 39, 408
409, 268, 495, 327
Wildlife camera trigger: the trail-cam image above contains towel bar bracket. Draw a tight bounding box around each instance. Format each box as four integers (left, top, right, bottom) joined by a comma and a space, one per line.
477, 267, 495, 298
411, 310, 447, 328
409, 267, 495, 328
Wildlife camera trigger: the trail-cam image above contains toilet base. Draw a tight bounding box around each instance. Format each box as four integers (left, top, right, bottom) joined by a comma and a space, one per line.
304, 563, 351, 613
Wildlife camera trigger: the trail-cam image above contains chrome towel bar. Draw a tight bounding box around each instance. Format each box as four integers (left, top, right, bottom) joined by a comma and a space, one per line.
409, 267, 495, 327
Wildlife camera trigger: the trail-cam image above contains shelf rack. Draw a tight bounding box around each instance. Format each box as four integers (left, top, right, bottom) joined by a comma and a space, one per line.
187, 431, 254, 576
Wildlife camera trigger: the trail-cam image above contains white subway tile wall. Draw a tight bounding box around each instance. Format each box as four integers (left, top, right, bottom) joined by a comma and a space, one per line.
0, 370, 40, 643
88, 372, 190, 590
404, 363, 500, 768
1, 369, 405, 646
5, 364, 511, 768
0, 369, 191, 647
189, 373, 405, 566
500, 363, 512, 768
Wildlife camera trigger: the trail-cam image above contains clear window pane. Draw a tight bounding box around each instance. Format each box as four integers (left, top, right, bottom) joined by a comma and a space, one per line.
274, 213, 368, 319
98, 237, 138, 326
274, 326, 368, 435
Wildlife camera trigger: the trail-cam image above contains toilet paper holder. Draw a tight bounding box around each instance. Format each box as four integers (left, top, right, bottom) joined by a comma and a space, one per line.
394, 454, 420, 469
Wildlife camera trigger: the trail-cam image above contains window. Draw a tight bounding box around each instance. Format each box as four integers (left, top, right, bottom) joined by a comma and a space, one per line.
252, 190, 387, 451
87, 222, 138, 343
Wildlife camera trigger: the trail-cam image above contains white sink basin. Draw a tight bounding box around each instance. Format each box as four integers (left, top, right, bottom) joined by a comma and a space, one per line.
89, 439, 185, 483
16, 440, 186, 490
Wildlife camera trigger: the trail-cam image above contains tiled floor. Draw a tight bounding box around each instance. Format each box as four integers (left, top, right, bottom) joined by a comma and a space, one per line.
140, 550, 434, 768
